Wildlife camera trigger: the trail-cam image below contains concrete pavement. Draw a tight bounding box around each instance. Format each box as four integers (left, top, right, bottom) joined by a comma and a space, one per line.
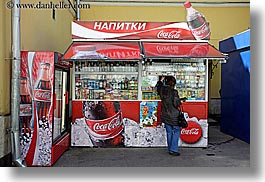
53, 123, 250, 167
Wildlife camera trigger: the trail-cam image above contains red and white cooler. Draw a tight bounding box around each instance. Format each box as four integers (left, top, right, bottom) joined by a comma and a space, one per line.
19, 51, 71, 166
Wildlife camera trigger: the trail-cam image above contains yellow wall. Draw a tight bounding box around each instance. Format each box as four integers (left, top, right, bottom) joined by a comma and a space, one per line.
20, 0, 74, 53
0, 0, 74, 115
81, 4, 250, 98
206, 7, 250, 98
0, 1, 250, 114
0, 2, 11, 115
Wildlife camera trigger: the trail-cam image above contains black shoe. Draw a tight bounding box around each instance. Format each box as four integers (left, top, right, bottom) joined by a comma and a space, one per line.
169, 151, 180, 156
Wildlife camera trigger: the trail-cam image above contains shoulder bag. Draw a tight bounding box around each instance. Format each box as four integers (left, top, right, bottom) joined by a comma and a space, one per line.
178, 105, 188, 128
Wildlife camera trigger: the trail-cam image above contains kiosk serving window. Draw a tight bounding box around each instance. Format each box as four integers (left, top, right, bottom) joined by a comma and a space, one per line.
73, 60, 139, 100
141, 59, 206, 101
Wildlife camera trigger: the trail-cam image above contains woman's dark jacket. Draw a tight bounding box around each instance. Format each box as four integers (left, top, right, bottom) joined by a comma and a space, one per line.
156, 80, 181, 126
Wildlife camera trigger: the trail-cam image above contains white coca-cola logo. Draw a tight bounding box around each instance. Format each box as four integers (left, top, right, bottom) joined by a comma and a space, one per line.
180, 121, 202, 144
191, 23, 210, 38
34, 90, 51, 101
156, 45, 179, 54
104, 51, 140, 59
94, 22, 147, 31
93, 115, 122, 132
20, 104, 32, 116
157, 30, 181, 39
181, 128, 200, 135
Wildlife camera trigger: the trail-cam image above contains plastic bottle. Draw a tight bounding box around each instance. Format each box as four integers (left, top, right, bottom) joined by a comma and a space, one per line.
184, 1, 210, 40
34, 62, 52, 130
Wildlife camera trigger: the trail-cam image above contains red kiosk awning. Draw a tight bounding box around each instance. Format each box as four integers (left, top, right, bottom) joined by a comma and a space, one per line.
142, 42, 226, 59
62, 41, 142, 60
62, 41, 225, 61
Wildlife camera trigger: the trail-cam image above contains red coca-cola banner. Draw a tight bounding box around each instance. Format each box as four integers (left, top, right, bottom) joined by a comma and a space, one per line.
62, 41, 142, 60
142, 42, 225, 58
72, 21, 195, 40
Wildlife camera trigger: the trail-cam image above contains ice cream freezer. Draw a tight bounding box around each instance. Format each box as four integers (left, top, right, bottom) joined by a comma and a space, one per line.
60, 21, 226, 148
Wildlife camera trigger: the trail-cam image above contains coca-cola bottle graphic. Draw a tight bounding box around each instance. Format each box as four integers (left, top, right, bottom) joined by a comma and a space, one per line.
34, 63, 52, 129
33, 62, 52, 165
19, 77, 33, 159
184, 1, 211, 40
83, 101, 124, 147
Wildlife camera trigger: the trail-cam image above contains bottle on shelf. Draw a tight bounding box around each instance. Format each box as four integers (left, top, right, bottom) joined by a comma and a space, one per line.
75, 62, 79, 72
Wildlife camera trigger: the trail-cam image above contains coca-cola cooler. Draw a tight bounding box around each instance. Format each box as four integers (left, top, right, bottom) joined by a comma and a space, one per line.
19, 51, 72, 166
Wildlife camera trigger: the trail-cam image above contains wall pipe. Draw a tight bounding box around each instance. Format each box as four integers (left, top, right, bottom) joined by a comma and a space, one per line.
11, 0, 26, 167
63, 0, 76, 18
76, 0, 80, 20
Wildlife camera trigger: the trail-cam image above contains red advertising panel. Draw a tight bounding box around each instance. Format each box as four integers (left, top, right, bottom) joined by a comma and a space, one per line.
72, 101, 140, 147
142, 42, 225, 58
71, 100, 208, 147
180, 102, 208, 146
62, 41, 142, 60
72, 21, 195, 40
20, 51, 54, 166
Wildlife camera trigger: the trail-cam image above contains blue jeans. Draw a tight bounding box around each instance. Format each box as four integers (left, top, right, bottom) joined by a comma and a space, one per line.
165, 124, 180, 153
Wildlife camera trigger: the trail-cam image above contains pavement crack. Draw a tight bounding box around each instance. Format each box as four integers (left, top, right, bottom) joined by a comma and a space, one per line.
207, 137, 235, 150
209, 137, 235, 146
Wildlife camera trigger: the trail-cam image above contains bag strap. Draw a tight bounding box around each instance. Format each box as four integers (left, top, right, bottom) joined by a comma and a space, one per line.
178, 104, 184, 113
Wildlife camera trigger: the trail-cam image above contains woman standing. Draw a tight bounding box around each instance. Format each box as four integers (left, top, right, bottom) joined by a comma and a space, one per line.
156, 76, 182, 156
